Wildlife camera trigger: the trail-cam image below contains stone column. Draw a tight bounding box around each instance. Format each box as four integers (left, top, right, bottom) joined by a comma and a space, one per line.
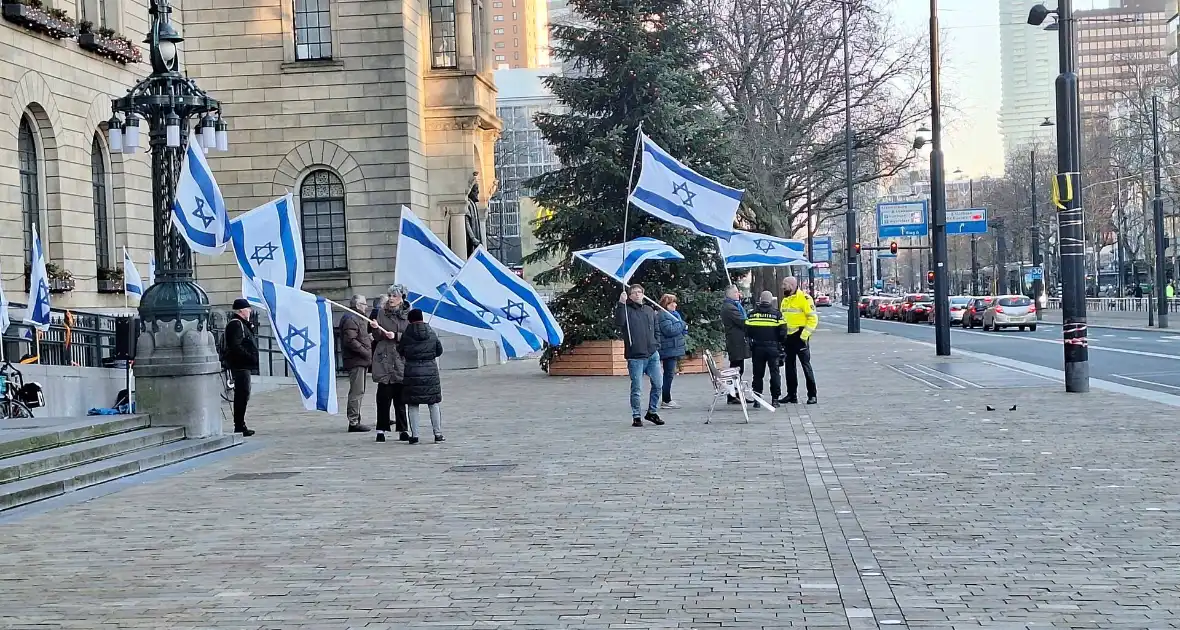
135, 317, 224, 438
456, 0, 475, 71
447, 201, 469, 258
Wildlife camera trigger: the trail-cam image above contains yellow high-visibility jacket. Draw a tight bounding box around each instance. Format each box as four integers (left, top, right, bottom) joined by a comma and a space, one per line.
779, 292, 818, 341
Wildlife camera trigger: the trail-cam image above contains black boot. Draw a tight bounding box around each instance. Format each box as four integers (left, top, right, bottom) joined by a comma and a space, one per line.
235, 425, 256, 437
399, 431, 410, 441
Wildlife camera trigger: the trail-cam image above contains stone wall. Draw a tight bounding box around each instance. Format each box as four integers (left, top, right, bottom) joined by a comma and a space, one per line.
14, 364, 128, 416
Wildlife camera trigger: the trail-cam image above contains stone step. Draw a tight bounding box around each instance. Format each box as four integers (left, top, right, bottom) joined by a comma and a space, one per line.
0, 434, 242, 512
0, 416, 152, 460
0, 426, 187, 484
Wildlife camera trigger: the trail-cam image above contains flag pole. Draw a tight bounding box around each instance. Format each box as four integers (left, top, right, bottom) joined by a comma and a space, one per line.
427, 246, 478, 322
325, 299, 389, 335
620, 125, 644, 346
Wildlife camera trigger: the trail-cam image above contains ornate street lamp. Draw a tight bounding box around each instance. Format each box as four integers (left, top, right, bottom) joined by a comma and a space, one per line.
108, 0, 228, 329
108, 0, 231, 438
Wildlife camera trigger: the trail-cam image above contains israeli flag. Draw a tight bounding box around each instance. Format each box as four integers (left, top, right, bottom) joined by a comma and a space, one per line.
148, 255, 156, 286
23, 226, 51, 331
395, 206, 509, 354
0, 259, 10, 335
453, 247, 564, 348
628, 133, 743, 240
172, 131, 230, 256
719, 230, 812, 269
228, 193, 303, 310
573, 237, 685, 284
256, 279, 338, 414
123, 247, 144, 298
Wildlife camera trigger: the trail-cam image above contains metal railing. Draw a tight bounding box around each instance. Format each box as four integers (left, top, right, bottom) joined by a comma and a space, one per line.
1043, 297, 1180, 313
209, 311, 347, 378
1, 303, 124, 367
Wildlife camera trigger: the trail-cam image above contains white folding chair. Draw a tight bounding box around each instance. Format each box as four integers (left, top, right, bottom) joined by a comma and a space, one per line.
705, 350, 748, 423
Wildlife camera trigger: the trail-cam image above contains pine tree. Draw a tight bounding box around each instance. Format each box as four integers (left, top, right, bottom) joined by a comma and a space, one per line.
526, 0, 738, 366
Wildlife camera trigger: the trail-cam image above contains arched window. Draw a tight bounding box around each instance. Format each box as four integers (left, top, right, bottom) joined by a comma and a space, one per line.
18, 116, 40, 265
91, 136, 112, 271
299, 170, 347, 272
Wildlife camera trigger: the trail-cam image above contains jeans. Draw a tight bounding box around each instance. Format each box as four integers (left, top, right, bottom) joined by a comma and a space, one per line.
661, 356, 679, 403
627, 353, 663, 417
230, 369, 252, 429
407, 403, 442, 437
346, 367, 367, 426
375, 382, 407, 433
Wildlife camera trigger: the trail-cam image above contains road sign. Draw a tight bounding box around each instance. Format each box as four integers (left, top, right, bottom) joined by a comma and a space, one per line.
946, 207, 988, 235
811, 236, 832, 263
1030, 266, 1044, 280
816, 269, 832, 279
877, 252, 897, 259
876, 201, 929, 238
814, 261, 830, 269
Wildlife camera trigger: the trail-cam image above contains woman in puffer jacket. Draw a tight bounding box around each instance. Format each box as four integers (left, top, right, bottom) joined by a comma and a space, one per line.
396, 308, 445, 444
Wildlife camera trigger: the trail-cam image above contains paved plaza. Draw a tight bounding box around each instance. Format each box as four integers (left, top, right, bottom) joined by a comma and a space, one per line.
2, 331, 1180, 629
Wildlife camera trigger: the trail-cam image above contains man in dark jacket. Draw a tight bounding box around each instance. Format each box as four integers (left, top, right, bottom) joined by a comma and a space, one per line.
615, 284, 665, 427
339, 294, 373, 433
720, 285, 749, 403
223, 298, 259, 437
746, 291, 787, 403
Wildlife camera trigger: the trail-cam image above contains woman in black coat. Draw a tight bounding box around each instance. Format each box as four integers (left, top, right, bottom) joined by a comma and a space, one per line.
396, 309, 445, 444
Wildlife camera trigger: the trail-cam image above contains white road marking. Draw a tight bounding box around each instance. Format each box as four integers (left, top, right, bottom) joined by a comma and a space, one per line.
1109, 374, 1180, 393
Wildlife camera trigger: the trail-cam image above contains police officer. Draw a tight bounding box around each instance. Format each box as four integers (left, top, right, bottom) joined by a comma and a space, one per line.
746, 291, 787, 404
779, 276, 818, 404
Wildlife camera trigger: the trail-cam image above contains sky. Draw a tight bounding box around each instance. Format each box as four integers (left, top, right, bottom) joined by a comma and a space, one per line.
889, 0, 1110, 179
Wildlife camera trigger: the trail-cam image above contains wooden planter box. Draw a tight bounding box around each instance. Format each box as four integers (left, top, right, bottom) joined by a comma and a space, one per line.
78, 31, 142, 64
678, 355, 708, 374
548, 340, 628, 376
2, 3, 77, 39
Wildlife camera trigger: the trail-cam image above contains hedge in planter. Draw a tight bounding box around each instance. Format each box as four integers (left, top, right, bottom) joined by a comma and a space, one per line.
3, 0, 77, 39
78, 22, 143, 64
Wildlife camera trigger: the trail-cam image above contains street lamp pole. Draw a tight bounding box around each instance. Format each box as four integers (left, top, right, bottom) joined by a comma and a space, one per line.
1030, 0, 1089, 392
1030, 148, 1043, 320
1152, 93, 1168, 328
929, 0, 951, 355
108, 0, 231, 436
841, 0, 860, 333
969, 178, 979, 295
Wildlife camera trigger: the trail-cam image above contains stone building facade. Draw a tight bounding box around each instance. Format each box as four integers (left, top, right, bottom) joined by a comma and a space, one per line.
1, 0, 158, 312
185, 0, 501, 308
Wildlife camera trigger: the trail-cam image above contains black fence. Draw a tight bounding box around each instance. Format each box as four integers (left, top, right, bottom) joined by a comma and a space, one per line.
209, 311, 347, 378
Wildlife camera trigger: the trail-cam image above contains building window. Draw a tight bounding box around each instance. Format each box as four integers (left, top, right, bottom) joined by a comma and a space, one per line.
493, 1, 502, 6
294, 0, 332, 60
495, 54, 505, 61
91, 136, 112, 272
299, 170, 348, 272
493, 14, 504, 20
494, 27, 504, 34
18, 116, 40, 265
513, 37, 518, 46
495, 42, 504, 48
430, 0, 458, 68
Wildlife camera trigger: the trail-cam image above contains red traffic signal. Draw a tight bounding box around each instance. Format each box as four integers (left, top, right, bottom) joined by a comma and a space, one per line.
927, 270, 935, 284
853, 242, 862, 254
890, 241, 898, 255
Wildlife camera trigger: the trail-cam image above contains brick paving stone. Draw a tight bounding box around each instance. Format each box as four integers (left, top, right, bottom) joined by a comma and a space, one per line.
1, 330, 1179, 628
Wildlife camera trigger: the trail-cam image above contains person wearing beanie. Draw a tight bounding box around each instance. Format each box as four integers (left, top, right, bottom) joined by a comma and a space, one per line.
397, 308, 446, 444
746, 290, 787, 405
222, 298, 259, 436
372, 284, 411, 442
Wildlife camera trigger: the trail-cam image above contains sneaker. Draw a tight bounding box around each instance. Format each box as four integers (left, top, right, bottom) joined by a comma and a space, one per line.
435, 434, 445, 443
632, 417, 643, 427
399, 431, 410, 442
778, 396, 798, 405
408, 436, 420, 444
644, 411, 665, 426
806, 396, 818, 405
376, 432, 386, 443
660, 400, 681, 409
348, 424, 372, 433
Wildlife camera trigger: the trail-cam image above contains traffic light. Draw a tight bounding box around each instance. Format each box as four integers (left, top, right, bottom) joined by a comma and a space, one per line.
890, 242, 898, 255
853, 242, 862, 254
927, 270, 935, 285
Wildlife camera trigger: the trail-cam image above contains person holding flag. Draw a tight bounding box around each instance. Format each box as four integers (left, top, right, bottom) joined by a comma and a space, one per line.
222, 298, 258, 436
616, 284, 664, 428
372, 285, 411, 443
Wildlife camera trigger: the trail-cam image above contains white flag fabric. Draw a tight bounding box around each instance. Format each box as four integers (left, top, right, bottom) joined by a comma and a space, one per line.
395, 206, 511, 355
0, 259, 10, 335
228, 193, 303, 310
453, 247, 564, 348
256, 279, 338, 414
123, 247, 144, 298
24, 226, 51, 331
573, 237, 685, 285
719, 230, 812, 269
171, 131, 230, 256
148, 255, 156, 287
628, 132, 743, 240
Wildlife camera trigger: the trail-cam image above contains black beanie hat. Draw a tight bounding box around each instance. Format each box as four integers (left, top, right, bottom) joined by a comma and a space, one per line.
408, 308, 424, 323
231, 298, 251, 310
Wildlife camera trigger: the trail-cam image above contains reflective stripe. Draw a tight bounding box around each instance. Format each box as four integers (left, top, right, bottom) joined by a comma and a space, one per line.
783, 308, 804, 314
746, 319, 783, 327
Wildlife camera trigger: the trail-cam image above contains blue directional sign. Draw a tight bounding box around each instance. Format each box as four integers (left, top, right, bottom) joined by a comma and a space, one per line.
814, 261, 831, 279
1029, 266, 1044, 280
877, 201, 929, 238
947, 207, 988, 235
811, 236, 832, 263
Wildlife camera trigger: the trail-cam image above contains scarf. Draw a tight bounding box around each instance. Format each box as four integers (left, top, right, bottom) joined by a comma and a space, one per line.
726, 298, 747, 319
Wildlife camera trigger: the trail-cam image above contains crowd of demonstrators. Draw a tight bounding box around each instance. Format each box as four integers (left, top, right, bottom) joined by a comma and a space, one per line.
656, 293, 688, 409
616, 285, 665, 427
225, 283, 448, 444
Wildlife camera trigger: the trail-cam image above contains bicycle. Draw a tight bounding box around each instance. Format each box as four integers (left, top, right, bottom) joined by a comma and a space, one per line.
0, 363, 36, 419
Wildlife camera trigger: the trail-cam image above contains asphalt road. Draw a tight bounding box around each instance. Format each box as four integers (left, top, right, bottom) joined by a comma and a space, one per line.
818, 306, 1180, 397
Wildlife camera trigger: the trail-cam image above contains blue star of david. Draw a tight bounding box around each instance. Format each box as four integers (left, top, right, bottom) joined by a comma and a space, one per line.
251, 242, 279, 265
281, 324, 316, 362
754, 239, 776, 253
504, 299, 529, 325
479, 306, 501, 325
35, 280, 50, 311
192, 197, 216, 229
672, 181, 696, 208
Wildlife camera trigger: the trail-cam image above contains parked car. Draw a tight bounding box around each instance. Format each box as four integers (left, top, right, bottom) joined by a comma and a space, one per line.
983, 295, 1037, 331
879, 297, 901, 320
897, 294, 927, 322
907, 296, 935, 323
858, 296, 872, 316
963, 296, 994, 328
867, 297, 888, 318
948, 296, 972, 325
815, 294, 832, 307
